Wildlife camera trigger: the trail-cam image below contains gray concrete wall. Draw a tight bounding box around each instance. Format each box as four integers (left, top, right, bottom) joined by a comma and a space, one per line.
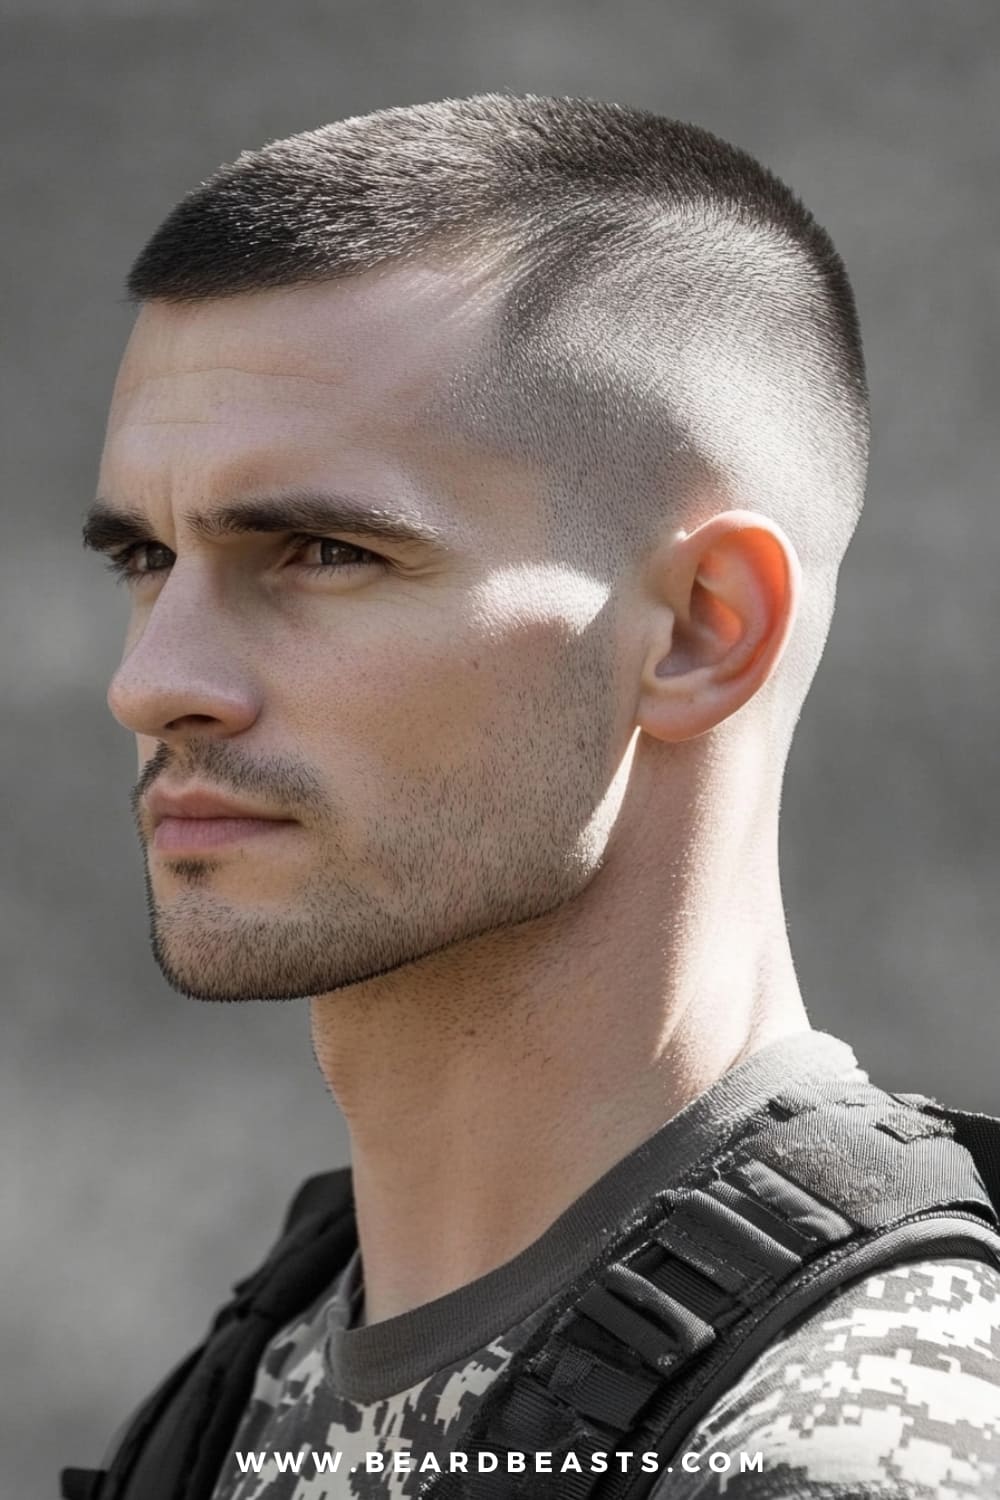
6, 2, 998, 1491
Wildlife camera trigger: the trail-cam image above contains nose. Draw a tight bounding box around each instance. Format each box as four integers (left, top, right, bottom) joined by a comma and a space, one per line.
107, 571, 261, 741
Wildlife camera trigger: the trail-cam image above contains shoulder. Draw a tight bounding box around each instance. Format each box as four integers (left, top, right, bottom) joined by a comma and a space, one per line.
649, 1256, 1000, 1499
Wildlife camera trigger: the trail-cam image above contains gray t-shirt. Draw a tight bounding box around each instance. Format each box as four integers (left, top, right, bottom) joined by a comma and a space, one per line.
210, 1032, 1000, 1499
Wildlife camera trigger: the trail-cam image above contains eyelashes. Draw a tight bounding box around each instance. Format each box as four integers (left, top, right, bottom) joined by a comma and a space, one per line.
104, 540, 173, 585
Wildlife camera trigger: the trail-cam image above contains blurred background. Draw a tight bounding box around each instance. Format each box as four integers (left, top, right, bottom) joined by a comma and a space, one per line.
5, 0, 998, 1492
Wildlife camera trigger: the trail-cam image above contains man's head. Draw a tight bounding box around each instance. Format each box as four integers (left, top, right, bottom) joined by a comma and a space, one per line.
87, 93, 868, 1002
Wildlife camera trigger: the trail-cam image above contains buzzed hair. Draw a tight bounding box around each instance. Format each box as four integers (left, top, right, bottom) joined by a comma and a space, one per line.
126, 92, 870, 748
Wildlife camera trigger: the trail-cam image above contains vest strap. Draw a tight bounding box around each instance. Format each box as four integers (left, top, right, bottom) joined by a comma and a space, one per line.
60, 1470, 107, 1500
424, 1093, 1000, 1500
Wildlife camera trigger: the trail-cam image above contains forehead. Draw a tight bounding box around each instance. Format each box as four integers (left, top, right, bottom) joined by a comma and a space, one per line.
100, 261, 510, 513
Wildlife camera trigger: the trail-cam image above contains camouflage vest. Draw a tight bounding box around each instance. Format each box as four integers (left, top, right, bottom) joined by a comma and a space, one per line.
61, 1076, 1000, 1500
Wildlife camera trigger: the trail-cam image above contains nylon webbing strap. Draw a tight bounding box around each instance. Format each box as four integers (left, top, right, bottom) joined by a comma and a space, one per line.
931, 1105, 1000, 1209
425, 1159, 856, 1500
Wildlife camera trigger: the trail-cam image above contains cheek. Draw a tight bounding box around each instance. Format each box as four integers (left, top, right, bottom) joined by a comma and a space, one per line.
290, 610, 548, 790
286, 630, 499, 778
382, 652, 507, 778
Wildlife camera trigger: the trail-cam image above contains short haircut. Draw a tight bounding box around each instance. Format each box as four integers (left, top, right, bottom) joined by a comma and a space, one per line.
126, 92, 870, 746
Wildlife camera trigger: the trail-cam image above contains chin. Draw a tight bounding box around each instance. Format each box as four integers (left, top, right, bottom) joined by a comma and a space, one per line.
150, 932, 303, 1002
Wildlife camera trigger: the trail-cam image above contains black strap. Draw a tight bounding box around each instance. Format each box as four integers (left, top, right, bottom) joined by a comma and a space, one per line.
425, 1157, 858, 1500
933, 1104, 1000, 1208
424, 1098, 1000, 1500
60, 1472, 107, 1500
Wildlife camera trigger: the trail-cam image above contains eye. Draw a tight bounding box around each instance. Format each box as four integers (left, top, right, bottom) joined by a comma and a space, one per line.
290, 535, 387, 575
103, 535, 387, 588
104, 540, 174, 586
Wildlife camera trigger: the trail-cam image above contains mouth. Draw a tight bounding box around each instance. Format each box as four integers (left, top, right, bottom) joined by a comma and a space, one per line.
144, 782, 300, 855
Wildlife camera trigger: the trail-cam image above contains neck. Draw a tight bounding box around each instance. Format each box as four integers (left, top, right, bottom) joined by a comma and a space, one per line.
310, 745, 808, 1325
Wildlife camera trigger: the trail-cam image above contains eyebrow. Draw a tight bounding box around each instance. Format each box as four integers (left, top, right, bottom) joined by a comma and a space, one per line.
81, 491, 450, 555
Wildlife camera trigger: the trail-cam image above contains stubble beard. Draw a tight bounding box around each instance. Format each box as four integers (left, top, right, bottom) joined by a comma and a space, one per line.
140, 781, 597, 1004
140, 625, 623, 1004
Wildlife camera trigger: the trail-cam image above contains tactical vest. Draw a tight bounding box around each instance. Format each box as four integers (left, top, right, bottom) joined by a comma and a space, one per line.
61, 1074, 1000, 1500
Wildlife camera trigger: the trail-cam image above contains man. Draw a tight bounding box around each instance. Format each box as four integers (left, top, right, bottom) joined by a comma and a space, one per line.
72, 94, 999, 1498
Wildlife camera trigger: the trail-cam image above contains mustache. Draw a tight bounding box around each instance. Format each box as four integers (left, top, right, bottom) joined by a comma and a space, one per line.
130, 741, 329, 824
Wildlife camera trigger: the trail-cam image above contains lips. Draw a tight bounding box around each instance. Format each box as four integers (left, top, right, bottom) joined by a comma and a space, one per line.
144, 785, 299, 855
146, 787, 290, 825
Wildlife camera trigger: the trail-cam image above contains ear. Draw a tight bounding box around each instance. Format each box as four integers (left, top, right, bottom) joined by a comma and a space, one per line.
636, 509, 801, 744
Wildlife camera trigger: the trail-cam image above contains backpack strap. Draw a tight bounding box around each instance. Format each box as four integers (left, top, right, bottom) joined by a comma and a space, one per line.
423, 1087, 1000, 1500
60, 1168, 357, 1500
909, 1098, 1000, 1208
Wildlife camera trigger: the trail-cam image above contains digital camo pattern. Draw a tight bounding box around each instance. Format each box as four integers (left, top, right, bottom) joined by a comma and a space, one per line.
209, 1266, 551, 1500
659, 1257, 1000, 1500
212, 1257, 1000, 1500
